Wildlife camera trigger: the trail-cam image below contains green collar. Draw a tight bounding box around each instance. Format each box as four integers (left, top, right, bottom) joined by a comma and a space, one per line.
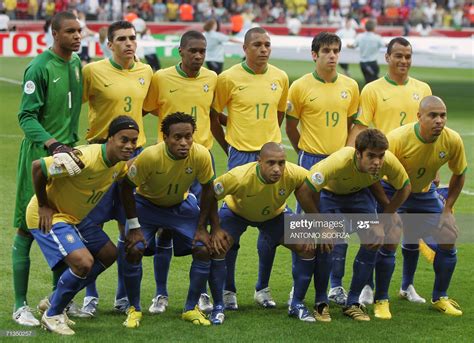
414, 122, 437, 144
384, 74, 409, 86
109, 58, 135, 70
102, 144, 112, 167
241, 61, 267, 75
47, 49, 68, 63
312, 70, 338, 83
256, 164, 268, 184
175, 63, 200, 78
165, 145, 179, 160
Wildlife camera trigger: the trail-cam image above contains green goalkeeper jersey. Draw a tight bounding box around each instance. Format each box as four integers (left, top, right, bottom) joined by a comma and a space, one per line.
18, 49, 82, 145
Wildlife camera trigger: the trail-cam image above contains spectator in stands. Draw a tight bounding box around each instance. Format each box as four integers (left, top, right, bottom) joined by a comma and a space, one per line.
230, 9, 243, 34
98, 26, 112, 58
166, 0, 179, 22
196, 0, 212, 22
179, 0, 194, 22
5, 0, 17, 19
287, 12, 302, 35
140, 0, 153, 21
153, 0, 166, 22
0, 10, 11, 31
336, 16, 357, 76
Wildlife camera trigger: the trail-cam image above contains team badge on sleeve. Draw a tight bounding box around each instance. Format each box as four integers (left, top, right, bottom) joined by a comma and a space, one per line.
49, 163, 64, 176
286, 101, 293, 113
24, 80, 35, 94
311, 172, 324, 185
128, 165, 137, 178
214, 182, 224, 195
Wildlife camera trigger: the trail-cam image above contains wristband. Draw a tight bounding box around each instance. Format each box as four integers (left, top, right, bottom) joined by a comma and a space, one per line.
127, 217, 140, 230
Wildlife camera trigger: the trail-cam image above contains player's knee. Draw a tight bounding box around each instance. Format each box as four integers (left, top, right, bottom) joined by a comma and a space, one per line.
437, 227, 457, 246
382, 243, 398, 252
72, 254, 94, 277
438, 243, 455, 251
97, 242, 117, 268
292, 244, 315, 259
362, 243, 382, 251
192, 246, 210, 261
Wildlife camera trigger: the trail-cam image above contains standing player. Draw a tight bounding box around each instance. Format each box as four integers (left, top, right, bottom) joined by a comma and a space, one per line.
302, 129, 411, 321
27, 116, 140, 335
211, 27, 289, 310
202, 142, 322, 324
348, 37, 432, 304
12, 11, 83, 326
142, 30, 221, 314
384, 96, 466, 316
286, 31, 359, 309
81, 20, 153, 313
120, 112, 216, 328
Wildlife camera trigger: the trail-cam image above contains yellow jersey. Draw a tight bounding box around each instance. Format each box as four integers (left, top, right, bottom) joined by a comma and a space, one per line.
126, 142, 215, 207
82, 58, 153, 147
212, 62, 289, 151
26, 144, 128, 228
355, 75, 432, 134
306, 146, 409, 194
143, 65, 217, 149
214, 161, 307, 222
387, 123, 467, 192
287, 72, 359, 154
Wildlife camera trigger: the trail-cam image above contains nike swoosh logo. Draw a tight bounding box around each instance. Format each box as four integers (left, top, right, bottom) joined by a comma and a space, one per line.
238, 86, 248, 91
403, 156, 410, 159
310, 97, 318, 102
104, 83, 112, 87
88, 177, 94, 180
155, 171, 165, 174
53, 77, 61, 83
169, 89, 179, 93
246, 194, 256, 197
382, 98, 391, 102
342, 177, 351, 180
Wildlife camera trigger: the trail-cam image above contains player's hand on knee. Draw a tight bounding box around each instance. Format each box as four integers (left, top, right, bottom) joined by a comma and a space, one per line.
38, 205, 56, 233
125, 228, 146, 260
438, 211, 458, 239
211, 228, 231, 255
193, 226, 212, 252
367, 224, 385, 250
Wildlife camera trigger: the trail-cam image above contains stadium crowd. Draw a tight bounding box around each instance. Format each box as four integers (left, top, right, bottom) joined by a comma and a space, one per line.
1, 0, 474, 30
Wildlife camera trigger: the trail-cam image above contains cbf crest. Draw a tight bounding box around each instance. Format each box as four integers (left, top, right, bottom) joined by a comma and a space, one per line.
271, 82, 277, 91
203, 84, 209, 92
185, 167, 193, 174
413, 93, 420, 101
341, 90, 348, 99
278, 188, 286, 196
439, 151, 447, 159
139, 77, 145, 85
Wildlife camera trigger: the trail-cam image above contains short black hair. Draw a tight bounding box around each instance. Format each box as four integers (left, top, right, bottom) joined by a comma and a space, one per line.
180, 30, 206, 48
244, 27, 268, 45
355, 128, 389, 153
311, 31, 341, 53
108, 20, 135, 42
51, 11, 77, 32
387, 37, 411, 55
161, 112, 196, 136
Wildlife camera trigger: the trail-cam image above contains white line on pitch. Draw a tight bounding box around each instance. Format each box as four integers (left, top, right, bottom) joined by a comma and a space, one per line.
0, 77, 22, 85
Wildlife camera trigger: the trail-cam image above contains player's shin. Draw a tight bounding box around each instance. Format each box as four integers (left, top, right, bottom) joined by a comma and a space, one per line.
291, 251, 315, 307
347, 247, 377, 305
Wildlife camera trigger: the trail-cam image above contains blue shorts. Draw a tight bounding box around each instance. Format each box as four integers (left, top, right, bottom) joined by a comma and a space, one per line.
83, 147, 143, 226
320, 188, 377, 214
227, 146, 258, 170
31, 221, 110, 270
188, 150, 216, 201
296, 151, 328, 213
381, 182, 444, 214
219, 203, 291, 249
129, 193, 202, 257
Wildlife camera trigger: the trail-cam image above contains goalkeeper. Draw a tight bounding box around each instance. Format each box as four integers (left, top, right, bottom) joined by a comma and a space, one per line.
12, 11, 84, 327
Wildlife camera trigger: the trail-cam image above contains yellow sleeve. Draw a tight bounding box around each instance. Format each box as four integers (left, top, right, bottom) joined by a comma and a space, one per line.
355, 84, 375, 126
448, 133, 468, 175
213, 172, 238, 201
82, 64, 91, 104
423, 82, 432, 97
306, 161, 331, 193
384, 152, 410, 190
292, 164, 308, 188
143, 72, 159, 112
40, 156, 69, 179
348, 81, 360, 118
126, 149, 152, 186
287, 81, 302, 120
197, 149, 215, 184
278, 72, 289, 113
212, 73, 232, 113
386, 131, 400, 156
116, 162, 129, 180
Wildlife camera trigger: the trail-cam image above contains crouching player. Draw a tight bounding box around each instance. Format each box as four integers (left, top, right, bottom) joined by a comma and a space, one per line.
384, 96, 467, 316
299, 129, 411, 321
26, 116, 139, 335
120, 112, 215, 327
201, 142, 321, 324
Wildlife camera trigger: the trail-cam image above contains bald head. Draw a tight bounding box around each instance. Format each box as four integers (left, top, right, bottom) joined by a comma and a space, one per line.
259, 142, 285, 159
419, 95, 446, 112
418, 96, 447, 140
244, 27, 268, 45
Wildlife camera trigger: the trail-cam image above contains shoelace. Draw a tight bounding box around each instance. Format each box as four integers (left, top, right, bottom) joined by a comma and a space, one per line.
444, 298, 461, 309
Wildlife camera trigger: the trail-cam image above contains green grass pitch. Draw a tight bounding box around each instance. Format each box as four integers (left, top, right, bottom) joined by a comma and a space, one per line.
0, 56, 472, 342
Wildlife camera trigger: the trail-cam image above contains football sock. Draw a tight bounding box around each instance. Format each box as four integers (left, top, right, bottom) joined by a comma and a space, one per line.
209, 259, 226, 307
255, 234, 276, 291
330, 243, 347, 288
224, 244, 239, 293
401, 243, 419, 290
154, 238, 173, 297
347, 247, 377, 305
374, 247, 396, 301
12, 234, 33, 310
291, 252, 314, 307
314, 249, 332, 304
123, 258, 143, 311
52, 264, 67, 291
115, 238, 127, 301
185, 259, 210, 311
432, 247, 457, 301
85, 281, 99, 298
